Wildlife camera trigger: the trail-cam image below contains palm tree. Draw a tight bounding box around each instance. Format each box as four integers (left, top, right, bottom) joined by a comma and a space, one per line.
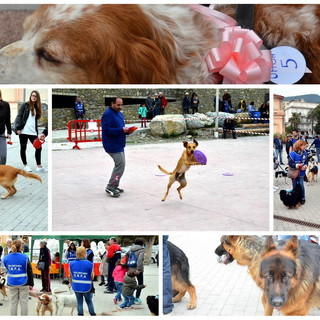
288, 112, 301, 129
307, 109, 317, 135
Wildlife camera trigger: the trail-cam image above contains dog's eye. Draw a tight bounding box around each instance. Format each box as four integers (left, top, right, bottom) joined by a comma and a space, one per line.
36, 48, 61, 65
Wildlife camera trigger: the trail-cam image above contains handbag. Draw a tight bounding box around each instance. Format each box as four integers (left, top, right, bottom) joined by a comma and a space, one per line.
287, 166, 300, 179
37, 261, 45, 271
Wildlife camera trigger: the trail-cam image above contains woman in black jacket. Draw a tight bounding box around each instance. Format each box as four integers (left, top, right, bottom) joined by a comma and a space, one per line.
15, 90, 46, 173
0, 90, 12, 164
38, 241, 51, 293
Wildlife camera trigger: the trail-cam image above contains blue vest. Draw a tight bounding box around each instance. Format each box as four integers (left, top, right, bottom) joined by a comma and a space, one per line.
70, 259, 93, 293
75, 102, 84, 115
3, 253, 28, 286
67, 251, 76, 262
289, 151, 308, 177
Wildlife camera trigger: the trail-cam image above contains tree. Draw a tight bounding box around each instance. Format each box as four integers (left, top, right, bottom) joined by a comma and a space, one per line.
310, 105, 320, 134
288, 112, 301, 129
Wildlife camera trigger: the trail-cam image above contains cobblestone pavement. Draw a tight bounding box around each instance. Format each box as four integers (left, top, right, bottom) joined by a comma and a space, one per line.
167, 233, 320, 316
0, 263, 158, 316
0, 131, 48, 231
273, 169, 320, 231
52, 136, 269, 232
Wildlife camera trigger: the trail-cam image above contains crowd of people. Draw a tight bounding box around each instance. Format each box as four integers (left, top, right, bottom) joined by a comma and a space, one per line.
0, 237, 153, 316
0, 89, 47, 172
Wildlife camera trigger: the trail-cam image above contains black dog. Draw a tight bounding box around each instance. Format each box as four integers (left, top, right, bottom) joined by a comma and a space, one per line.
168, 241, 197, 310
279, 184, 303, 208
146, 295, 159, 316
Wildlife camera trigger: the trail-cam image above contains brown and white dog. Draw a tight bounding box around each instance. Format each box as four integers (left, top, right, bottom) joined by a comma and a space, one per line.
0, 276, 8, 300
0, 4, 320, 84
36, 294, 53, 316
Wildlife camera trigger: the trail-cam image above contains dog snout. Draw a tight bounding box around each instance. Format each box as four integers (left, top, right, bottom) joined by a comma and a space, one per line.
270, 295, 285, 308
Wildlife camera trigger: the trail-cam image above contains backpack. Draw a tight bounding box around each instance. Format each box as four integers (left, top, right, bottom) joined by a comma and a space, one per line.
127, 251, 137, 268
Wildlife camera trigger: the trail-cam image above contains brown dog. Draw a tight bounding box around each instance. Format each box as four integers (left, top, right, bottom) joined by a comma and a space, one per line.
0, 276, 7, 300
0, 165, 42, 199
36, 294, 53, 316
158, 139, 201, 201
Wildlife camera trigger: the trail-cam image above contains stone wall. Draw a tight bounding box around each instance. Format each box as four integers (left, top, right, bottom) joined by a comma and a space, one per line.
52, 88, 269, 130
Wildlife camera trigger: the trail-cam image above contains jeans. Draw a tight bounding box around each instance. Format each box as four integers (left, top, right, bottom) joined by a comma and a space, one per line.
0, 134, 7, 165
75, 291, 96, 316
274, 148, 283, 164
119, 294, 135, 308
316, 148, 320, 162
163, 235, 174, 315
292, 176, 305, 200
114, 282, 123, 301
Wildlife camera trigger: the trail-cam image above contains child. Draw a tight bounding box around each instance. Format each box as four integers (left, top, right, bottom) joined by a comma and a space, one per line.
112, 259, 127, 304
138, 103, 147, 128
117, 271, 147, 309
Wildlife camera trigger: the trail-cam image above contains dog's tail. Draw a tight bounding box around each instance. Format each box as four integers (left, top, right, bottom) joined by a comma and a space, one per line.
18, 169, 42, 183
158, 165, 172, 175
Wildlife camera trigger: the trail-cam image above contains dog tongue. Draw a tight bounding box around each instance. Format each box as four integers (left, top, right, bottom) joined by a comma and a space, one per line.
221, 253, 231, 265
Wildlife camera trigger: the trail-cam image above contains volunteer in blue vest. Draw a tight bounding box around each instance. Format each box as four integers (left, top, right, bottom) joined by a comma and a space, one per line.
75, 96, 85, 120
127, 238, 146, 304
65, 242, 77, 263
101, 97, 135, 198
3, 239, 34, 316
70, 246, 96, 316
288, 139, 308, 205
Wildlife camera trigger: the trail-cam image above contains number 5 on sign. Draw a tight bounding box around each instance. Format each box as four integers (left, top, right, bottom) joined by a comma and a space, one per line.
270, 46, 308, 84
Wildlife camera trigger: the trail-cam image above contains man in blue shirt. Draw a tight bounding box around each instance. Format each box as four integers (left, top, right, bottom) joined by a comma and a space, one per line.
101, 97, 133, 197
311, 135, 320, 162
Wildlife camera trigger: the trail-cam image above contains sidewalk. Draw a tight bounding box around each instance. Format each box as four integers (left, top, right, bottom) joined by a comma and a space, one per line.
273, 171, 320, 231
168, 233, 320, 316
52, 133, 269, 232
0, 131, 48, 231
0, 263, 158, 316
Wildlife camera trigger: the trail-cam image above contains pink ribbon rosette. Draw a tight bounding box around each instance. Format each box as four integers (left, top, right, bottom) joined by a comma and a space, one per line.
190, 4, 272, 84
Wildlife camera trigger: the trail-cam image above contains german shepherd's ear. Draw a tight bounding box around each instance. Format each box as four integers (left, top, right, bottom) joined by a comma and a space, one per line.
284, 236, 299, 258
262, 236, 277, 256
183, 141, 188, 148
192, 138, 198, 146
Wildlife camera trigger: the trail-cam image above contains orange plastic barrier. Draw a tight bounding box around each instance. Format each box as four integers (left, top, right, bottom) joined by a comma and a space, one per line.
67, 119, 102, 149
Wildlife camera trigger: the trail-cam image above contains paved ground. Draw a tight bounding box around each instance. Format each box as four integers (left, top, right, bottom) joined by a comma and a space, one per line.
0, 131, 48, 231
273, 164, 320, 231
0, 263, 158, 316
167, 233, 320, 316
52, 131, 269, 232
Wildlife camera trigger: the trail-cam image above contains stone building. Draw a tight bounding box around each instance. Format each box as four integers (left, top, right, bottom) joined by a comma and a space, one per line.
52, 88, 269, 130
273, 94, 285, 135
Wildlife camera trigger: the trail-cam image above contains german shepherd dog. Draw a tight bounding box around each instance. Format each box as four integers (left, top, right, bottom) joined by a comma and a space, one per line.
260, 236, 320, 316
158, 139, 201, 201
0, 165, 42, 199
168, 241, 197, 310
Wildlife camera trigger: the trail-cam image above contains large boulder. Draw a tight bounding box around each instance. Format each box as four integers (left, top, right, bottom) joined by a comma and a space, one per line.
184, 113, 214, 129
206, 112, 235, 127
150, 115, 186, 136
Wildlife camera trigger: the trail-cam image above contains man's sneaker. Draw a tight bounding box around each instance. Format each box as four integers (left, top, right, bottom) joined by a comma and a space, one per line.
36, 166, 48, 172
104, 290, 114, 294
105, 188, 120, 198
24, 165, 32, 172
116, 188, 124, 193
135, 298, 142, 304
116, 306, 124, 310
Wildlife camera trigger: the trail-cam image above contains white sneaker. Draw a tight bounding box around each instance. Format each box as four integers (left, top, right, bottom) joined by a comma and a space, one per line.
36, 167, 47, 172
24, 165, 32, 172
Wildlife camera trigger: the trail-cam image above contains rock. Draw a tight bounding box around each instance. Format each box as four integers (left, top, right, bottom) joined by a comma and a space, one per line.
150, 115, 186, 136
184, 113, 214, 129
206, 112, 235, 127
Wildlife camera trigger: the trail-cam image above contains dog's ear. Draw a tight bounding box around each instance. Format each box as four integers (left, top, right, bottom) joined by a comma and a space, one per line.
262, 236, 277, 256
183, 141, 188, 148
284, 236, 299, 258
193, 138, 198, 146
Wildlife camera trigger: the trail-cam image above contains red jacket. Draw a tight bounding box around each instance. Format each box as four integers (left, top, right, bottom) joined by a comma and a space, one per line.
107, 243, 121, 259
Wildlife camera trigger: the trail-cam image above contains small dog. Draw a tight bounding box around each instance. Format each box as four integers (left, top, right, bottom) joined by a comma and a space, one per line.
158, 139, 201, 201
0, 165, 42, 199
36, 294, 53, 316
52, 287, 77, 316
168, 241, 197, 310
306, 162, 318, 184
0, 276, 7, 300
279, 184, 303, 209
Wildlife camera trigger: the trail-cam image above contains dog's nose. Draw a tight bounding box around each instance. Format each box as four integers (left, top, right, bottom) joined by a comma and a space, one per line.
271, 296, 285, 308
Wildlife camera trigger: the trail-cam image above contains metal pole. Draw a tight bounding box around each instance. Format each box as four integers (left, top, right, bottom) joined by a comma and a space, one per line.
214, 88, 219, 138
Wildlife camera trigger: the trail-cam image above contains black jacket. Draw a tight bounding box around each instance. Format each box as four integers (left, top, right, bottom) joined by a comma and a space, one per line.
0, 100, 12, 135
15, 103, 39, 134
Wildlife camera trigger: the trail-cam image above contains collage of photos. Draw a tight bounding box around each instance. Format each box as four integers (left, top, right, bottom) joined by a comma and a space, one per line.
0, 2, 320, 319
